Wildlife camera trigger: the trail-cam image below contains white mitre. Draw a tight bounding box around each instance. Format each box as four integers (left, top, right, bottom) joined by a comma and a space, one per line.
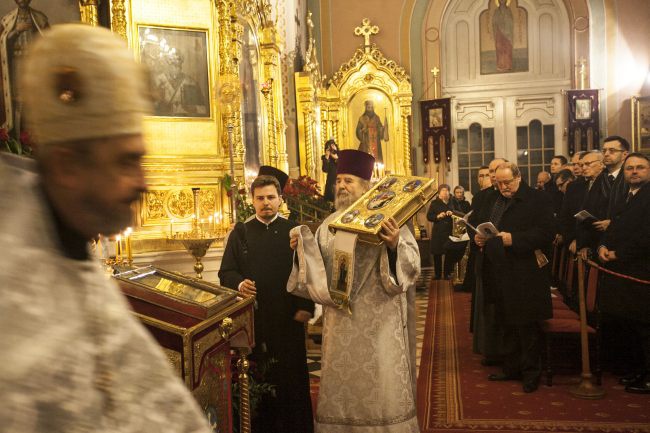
20, 24, 151, 146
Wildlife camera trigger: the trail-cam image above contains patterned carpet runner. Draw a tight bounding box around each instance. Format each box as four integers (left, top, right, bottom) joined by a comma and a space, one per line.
417, 279, 650, 432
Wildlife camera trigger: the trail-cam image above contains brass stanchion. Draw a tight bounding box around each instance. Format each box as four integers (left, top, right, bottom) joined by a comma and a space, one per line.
569, 257, 605, 399
237, 352, 251, 433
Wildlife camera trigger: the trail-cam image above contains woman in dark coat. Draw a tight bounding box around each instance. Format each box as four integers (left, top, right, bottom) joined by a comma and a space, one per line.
427, 184, 454, 279
321, 139, 338, 202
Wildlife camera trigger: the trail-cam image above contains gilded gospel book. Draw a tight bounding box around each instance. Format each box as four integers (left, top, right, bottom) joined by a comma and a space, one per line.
329, 175, 437, 244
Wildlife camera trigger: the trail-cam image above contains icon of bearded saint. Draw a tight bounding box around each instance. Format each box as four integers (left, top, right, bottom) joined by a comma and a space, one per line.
356, 100, 388, 163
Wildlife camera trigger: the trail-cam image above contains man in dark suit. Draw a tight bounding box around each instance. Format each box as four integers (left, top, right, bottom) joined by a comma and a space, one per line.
576, 150, 607, 258
468, 159, 507, 365
597, 153, 650, 394
474, 162, 555, 393
559, 152, 588, 253
577, 138, 630, 260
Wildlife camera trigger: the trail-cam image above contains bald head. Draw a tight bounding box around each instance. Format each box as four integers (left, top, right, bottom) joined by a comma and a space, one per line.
536, 171, 551, 190
488, 158, 508, 186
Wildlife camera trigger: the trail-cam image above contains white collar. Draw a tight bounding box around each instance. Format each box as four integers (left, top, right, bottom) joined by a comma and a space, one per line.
256, 213, 279, 226
608, 167, 621, 179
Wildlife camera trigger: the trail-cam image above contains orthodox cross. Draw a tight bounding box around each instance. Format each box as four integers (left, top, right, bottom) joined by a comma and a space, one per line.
576, 57, 587, 90
431, 67, 440, 99
354, 18, 379, 52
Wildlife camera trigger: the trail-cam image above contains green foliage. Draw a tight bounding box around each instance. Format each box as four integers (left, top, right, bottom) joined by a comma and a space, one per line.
231, 357, 277, 433
222, 173, 255, 222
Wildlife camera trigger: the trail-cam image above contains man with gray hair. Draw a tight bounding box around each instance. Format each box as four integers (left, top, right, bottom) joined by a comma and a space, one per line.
473, 162, 555, 393
575, 150, 606, 257
0, 25, 211, 432
289, 149, 421, 432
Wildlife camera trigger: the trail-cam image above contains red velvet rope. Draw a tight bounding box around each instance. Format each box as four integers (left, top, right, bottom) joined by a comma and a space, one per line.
586, 259, 650, 285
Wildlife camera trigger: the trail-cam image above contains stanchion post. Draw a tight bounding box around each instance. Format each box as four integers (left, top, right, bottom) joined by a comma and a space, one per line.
569, 256, 605, 399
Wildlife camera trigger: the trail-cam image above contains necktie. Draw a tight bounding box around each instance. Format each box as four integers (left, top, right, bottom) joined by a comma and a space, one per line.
607, 174, 615, 185
626, 191, 634, 203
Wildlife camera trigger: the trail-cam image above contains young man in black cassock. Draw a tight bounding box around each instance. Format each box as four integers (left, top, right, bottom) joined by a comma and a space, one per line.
219, 171, 315, 433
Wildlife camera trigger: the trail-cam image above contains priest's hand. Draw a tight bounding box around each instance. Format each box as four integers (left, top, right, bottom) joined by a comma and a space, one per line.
294, 310, 313, 323
238, 279, 257, 296
379, 217, 400, 251
474, 233, 487, 247
290, 233, 299, 250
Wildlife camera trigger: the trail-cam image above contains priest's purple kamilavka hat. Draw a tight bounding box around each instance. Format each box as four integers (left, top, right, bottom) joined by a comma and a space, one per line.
337, 149, 375, 181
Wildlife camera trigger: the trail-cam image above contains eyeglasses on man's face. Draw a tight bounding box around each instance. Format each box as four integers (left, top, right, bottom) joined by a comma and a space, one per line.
582, 160, 601, 167
496, 177, 518, 187
602, 147, 624, 154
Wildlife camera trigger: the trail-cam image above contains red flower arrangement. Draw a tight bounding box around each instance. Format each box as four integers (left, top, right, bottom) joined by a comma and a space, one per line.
1, 128, 33, 156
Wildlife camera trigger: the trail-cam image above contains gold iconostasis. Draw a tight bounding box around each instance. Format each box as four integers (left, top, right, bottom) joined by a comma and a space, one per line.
6, 2, 414, 253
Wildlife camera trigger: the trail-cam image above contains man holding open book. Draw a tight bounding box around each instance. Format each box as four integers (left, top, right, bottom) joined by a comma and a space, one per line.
472, 162, 555, 393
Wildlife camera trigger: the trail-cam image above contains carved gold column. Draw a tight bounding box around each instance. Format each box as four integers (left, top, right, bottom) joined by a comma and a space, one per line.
110, 0, 127, 39
295, 72, 318, 177
304, 106, 315, 177
320, 106, 329, 149
401, 105, 412, 175
260, 27, 288, 172
79, 0, 99, 26
217, 1, 244, 167
237, 352, 251, 433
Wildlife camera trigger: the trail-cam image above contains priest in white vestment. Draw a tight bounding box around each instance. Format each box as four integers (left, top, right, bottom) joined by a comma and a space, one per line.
289, 150, 421, 433
0, 25, 211, 433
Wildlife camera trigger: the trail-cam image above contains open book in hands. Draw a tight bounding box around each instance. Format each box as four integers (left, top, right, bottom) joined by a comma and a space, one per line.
574, 210, 597, 224
459, 212, 499, 239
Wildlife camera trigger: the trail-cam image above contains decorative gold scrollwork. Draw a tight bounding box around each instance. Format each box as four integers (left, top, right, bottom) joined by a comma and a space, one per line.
218, 316, 234, 340
167, 190, 195, 219
145, 190, 166, 220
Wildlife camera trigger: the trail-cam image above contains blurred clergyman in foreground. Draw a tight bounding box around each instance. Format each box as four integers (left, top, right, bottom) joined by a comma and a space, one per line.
0, 24, 211, 432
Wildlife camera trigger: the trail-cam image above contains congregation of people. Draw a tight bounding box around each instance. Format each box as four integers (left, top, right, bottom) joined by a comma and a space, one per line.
426, 140, 650, 395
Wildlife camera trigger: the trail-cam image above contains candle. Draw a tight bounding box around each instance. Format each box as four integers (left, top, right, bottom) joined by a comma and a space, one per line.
115, 235, 122, 262
96, 234, 102, 259
170, 219, 174, 237
208, 216, 213, 235
125, 227, 133, 264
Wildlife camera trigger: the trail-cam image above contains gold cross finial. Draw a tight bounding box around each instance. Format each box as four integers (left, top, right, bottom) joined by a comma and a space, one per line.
354, 18, 379, 49
431, 67, 440, 98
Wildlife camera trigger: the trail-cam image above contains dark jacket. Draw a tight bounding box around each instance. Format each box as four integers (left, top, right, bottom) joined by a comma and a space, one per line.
558, 177, 588, 244
321, 155, 337, 202
599, 183, 650, 323
577, 172, 612, 250
427, 198, 454, 254
451, 197, 471, 215
476, 182, 555, 325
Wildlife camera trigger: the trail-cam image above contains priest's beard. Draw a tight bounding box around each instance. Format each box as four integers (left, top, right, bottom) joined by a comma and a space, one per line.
335, 189, 361, 210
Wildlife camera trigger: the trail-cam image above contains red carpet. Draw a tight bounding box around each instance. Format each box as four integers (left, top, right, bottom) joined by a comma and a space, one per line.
417, 280, 650, 432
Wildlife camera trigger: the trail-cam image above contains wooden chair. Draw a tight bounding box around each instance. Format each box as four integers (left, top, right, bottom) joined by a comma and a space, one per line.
542, 258, 601, 386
